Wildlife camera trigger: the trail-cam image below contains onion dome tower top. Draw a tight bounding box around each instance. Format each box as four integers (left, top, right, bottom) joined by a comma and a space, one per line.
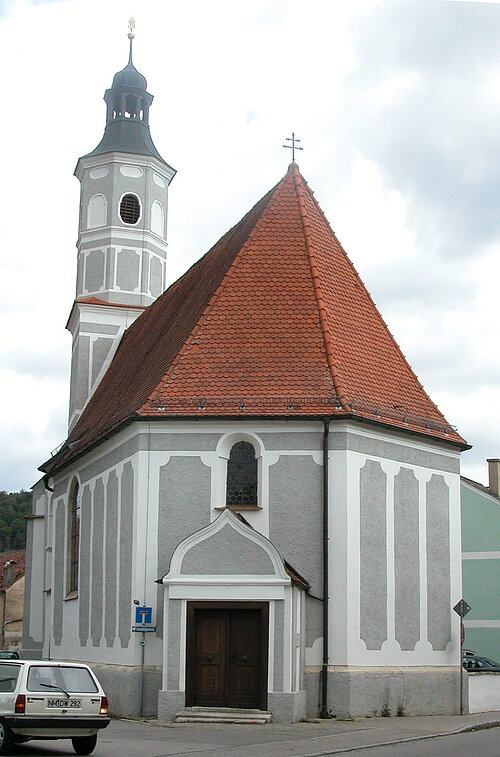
81, 19, 168, 165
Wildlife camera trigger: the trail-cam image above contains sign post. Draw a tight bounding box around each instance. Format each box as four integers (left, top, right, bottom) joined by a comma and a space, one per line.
453, 599, 471, 715
132, 606, 155, 717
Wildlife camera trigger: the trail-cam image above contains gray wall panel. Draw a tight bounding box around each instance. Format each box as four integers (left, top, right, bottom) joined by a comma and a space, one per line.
116, 248, 140, 291
76, 337, 90, 409
107, 247, 116, 291
167, 600, 182, 689
180, 524, 274, 575
394, 468, 420, 650
426, 475, 451, 650
85, 250, 105, 292
53, 478, 70, 498
273, 600, 284, 692
119, 463, 134, 648
91, 478, 104, 647
79, 433, 221, 485
91, 338, 113, 386
149, 433, 222, 452
150, 255, 162, 298
81, 323, 120, 335
80, 438, 140, 483
360, 460, 387, 649
157, 457, 211, 638
79, 485, 92, 646
269, 455, 322, 596
53, 500, 65, 646
80, 432, 221, 483
329, 431, 459, 473
259, 433, 321, 451
305, 594, 322, 648
105, 472, 118, 647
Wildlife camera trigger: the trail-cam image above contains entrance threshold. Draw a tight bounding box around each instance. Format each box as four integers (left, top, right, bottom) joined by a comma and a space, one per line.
174, 707, 272, 724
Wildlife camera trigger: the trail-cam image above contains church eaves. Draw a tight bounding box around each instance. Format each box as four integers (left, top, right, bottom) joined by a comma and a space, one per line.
43, 165, 466, 475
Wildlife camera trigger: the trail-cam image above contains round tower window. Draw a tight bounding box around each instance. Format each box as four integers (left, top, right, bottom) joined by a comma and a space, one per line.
119, 194, 141, 224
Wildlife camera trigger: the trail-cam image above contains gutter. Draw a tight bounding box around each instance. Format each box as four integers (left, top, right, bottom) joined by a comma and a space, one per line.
321, 417, 330, 716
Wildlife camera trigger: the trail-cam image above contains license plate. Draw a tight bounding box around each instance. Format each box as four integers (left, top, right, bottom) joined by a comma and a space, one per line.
47, 698, 81, 708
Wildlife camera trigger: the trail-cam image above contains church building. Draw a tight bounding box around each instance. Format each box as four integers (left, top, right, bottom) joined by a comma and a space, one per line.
23, 36, 469, 722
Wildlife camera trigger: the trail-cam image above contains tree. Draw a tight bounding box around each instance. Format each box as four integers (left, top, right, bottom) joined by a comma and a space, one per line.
0, 490, 32, 551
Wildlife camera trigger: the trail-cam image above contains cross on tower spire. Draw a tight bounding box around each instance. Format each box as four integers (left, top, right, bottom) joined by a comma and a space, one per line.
128, 17, 135, 64
283, 132, 303, 162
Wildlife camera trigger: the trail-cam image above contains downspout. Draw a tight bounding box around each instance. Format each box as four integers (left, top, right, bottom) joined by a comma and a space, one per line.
0, 590, 5, 649
321, 417, 330, 716
43, 474, 54, 493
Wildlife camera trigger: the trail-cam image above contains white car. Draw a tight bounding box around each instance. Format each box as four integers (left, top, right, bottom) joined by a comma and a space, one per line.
0, 659, 110, 755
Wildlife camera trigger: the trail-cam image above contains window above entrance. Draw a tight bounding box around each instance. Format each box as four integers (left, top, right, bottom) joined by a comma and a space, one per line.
226, 441, 258, 508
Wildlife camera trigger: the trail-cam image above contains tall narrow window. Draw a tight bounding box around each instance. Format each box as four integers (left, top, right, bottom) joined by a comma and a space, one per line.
226, 441, 258, 508
68, 482, 81, 593
119, 193, 140, 224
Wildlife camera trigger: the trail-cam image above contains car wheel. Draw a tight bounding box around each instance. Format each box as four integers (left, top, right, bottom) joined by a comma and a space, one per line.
71, 733, 98, 755
0, 719, 14, 755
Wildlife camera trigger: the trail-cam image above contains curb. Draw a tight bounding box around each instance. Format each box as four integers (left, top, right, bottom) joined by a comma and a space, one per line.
458, 719, 500, 733
306, 718, 500, 756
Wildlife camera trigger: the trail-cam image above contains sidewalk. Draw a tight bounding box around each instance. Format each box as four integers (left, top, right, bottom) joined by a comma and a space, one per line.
128, 710, 500, 756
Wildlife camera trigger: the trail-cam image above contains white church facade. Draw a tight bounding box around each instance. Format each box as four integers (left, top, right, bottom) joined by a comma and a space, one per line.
24, 38, 468, 722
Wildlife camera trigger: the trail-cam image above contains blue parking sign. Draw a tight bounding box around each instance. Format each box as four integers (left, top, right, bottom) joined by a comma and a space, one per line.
135, 606, 153, 625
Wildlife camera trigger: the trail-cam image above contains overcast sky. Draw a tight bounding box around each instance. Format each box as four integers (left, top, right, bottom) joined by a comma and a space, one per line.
0, 0, 499, 492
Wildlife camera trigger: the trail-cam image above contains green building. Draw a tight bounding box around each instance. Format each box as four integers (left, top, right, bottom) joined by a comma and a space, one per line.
461, 459, 500, 662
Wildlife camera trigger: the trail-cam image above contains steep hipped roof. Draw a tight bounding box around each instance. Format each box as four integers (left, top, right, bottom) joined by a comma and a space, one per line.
44, 165, 466, 474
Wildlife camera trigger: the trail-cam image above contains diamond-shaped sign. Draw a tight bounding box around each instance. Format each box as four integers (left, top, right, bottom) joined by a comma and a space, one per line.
453, 599, 471, 618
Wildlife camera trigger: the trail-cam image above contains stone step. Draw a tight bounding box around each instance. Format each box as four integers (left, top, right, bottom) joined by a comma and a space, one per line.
174, 707, 272, 724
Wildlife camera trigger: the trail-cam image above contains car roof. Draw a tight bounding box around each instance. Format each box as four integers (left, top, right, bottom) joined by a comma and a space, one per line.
0, 660, 92, 667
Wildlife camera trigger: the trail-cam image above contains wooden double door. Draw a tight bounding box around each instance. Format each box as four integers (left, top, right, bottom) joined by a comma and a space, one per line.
186, 602, 268, 710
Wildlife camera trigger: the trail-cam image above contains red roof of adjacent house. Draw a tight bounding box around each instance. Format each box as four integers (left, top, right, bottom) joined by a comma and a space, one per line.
0, 551, 26, 588
44, 164, 465, 473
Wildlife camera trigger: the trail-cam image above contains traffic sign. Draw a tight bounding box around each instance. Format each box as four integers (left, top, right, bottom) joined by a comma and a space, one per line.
453, 599, 471, 618
132, 625, 156, 633
135, 606, 153, 625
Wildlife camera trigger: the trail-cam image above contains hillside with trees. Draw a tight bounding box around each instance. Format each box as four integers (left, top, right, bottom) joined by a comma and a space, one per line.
0, 490, 32, 551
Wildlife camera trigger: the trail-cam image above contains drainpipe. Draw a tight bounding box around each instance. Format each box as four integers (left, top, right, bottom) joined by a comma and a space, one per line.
0, 590, 5, 648
43, 474, 54, 493
321, 418, 330, 716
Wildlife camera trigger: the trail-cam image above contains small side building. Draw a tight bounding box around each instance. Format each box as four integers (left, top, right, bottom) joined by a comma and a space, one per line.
461, 459, 500, 661
0, 551, 25, 651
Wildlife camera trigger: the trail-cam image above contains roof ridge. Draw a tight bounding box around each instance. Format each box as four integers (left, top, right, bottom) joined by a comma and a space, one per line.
292, 166, 348, 410
145, 175, 289, 407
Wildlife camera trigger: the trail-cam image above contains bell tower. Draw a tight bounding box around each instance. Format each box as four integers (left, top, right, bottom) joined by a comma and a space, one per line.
68, 21, 175, 431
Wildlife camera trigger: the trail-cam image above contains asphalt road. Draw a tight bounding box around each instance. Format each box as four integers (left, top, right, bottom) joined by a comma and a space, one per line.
343, 729, 500, 756
5, 718, 500, 757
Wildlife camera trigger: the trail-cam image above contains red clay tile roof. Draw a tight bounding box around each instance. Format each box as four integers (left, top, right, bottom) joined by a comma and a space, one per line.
73, 297, 147, 310
0, 550, 26, 587
44, 165, 465, 473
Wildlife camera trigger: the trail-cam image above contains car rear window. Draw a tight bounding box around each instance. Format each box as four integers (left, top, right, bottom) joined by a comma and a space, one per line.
0, 664, 20, 692
27, 666, 98, 693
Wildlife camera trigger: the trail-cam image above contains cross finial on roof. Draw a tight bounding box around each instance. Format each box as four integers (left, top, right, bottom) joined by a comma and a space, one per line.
283, 132, 303, 163
128, 17, 136, 64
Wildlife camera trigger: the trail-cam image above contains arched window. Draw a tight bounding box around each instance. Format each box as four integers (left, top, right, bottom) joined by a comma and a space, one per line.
226, 441, 258, 508
151, 200, 164, 236
68, 481, 81, 594
87, 194, 107, 229
119, 193, 141, 224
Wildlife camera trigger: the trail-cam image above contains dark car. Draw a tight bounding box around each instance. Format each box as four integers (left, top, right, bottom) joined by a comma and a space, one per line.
463, 654, 500, 672
0, 651, 19, 660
